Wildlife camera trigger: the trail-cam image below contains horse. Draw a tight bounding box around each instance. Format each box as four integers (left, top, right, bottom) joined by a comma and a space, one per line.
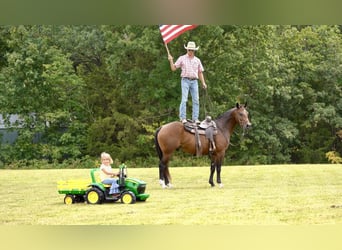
154, 103, 251, 188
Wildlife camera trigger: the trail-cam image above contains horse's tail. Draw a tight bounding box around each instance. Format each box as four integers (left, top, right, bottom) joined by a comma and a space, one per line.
154, 127, 163, 160
155, 126, 172, 187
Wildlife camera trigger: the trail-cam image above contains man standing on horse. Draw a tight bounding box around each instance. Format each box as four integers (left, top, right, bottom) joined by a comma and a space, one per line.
168, 41, 207, 124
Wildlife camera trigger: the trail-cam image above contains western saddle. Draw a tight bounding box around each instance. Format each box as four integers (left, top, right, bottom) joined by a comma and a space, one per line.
183, 116, 217, 156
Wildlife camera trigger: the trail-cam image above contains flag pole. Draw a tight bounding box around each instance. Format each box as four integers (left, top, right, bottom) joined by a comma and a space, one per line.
164, 42, 171, 57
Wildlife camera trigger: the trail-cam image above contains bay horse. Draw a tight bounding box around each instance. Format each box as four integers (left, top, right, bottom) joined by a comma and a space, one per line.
155, 103, 251, 188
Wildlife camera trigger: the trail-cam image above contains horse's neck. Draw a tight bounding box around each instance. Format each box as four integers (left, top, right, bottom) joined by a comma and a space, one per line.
215, 112, 237, 137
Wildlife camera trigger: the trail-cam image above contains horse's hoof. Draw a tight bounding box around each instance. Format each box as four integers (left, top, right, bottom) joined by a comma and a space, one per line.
219, 183, 224, 188
159, 179, 166, 188
167, 183, 173, 188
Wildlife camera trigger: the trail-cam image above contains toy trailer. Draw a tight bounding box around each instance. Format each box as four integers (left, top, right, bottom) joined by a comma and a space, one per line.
57, 179, 88, 204
57, 164, 149, 205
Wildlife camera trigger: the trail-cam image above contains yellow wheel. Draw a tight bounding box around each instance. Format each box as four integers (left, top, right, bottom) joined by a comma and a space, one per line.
121, 192, 136, 204
86, 188, 103, 204
64, 195, 74, 205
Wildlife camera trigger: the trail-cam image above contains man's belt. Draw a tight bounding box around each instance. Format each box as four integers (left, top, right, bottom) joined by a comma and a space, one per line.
182, 77, 198, 81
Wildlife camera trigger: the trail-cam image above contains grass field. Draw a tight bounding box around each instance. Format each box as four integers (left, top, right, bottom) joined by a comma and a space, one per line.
0, 164, 341, 225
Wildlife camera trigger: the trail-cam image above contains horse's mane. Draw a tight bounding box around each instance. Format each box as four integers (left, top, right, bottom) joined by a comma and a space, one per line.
214, 107, 237, 130
214, 107, 236, 121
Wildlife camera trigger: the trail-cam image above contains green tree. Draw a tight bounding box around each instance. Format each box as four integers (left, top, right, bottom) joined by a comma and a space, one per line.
0, 25, 85, 163
278, 25, 342, 163
0, 25, 341, 167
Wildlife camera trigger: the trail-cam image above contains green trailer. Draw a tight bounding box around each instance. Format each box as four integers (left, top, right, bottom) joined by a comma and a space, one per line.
57, 164, 149, 204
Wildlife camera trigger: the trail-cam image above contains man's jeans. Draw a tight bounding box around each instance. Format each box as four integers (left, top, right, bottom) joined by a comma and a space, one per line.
179, 78, 199, 121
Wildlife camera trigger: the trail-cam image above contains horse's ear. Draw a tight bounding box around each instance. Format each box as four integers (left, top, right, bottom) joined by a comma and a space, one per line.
244, 102, 247, 108
236, 103, 240, 109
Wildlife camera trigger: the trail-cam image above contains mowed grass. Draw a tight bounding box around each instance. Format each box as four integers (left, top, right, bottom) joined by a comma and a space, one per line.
0, 164, 342, 225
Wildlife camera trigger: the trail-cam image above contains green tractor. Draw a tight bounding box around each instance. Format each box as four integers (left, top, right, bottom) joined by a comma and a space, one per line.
58, 164, 149, 204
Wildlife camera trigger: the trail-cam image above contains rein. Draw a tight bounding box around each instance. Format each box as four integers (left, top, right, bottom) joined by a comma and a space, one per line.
201, 89, 214, 118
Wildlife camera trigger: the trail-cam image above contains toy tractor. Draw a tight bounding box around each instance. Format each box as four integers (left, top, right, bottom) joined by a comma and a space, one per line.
57, 164, 149, 204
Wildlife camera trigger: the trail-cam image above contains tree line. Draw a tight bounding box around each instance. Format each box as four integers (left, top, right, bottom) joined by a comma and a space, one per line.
0, 25, 341, 168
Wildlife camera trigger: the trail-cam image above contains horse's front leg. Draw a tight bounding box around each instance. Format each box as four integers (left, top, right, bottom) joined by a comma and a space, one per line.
216, 163, 224, 188
209, 161, 215, 187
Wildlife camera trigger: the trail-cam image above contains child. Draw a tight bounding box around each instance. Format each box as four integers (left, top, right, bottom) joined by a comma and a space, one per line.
99, 152, 120, 197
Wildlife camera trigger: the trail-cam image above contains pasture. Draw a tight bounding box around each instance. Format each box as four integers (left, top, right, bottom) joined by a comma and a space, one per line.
1, 164, 341, 225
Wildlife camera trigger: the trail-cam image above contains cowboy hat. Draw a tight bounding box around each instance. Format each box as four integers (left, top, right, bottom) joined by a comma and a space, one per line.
184, 41, 199, 51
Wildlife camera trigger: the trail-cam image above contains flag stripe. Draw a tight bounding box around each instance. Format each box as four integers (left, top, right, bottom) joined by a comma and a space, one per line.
160, 25, 197, 44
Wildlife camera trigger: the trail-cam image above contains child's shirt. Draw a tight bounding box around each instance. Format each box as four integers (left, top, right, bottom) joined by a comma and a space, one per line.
99, 164, 113, 181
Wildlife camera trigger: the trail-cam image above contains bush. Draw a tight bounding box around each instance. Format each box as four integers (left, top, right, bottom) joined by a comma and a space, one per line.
326, 151, 342, 164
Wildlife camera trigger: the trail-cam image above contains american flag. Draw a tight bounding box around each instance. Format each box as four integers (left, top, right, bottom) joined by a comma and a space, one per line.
159, 25, 197, 44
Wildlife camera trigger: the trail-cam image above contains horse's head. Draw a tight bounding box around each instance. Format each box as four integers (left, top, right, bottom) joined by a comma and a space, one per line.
234, 103, 252, 130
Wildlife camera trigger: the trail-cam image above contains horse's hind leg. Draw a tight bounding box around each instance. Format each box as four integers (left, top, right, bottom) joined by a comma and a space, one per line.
209, 161, 215, 187
159, 161, 167, 188
164, 166, 172, 188
159, 156, 172, 188
159, 162, 171, 188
